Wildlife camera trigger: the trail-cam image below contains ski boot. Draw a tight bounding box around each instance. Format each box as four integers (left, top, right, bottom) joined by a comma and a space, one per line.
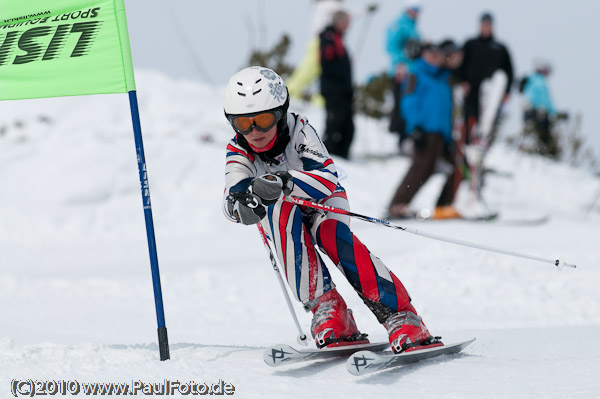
386, 204, 417, 220
310, 288, 369, 349
384, 310, 443, 353
433, 206, 462, 220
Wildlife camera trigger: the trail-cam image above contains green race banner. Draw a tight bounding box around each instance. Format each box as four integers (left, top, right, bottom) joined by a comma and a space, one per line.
0, 0, 136, 100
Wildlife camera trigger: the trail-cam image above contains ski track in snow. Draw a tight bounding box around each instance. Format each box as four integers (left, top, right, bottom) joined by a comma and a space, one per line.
1, 71, 599, 398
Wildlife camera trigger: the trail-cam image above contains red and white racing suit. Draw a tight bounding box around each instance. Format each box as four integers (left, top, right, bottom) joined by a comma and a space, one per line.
223, 113, 416, 320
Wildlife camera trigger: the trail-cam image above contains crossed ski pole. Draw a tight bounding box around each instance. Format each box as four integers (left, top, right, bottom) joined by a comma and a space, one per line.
282, 195, 577, 270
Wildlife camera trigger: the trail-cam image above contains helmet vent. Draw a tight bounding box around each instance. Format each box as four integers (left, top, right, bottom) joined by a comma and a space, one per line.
236, 82, 243, 86
253, 89, 262, 95
255, 79, 262, 83
237, 92, 246, 97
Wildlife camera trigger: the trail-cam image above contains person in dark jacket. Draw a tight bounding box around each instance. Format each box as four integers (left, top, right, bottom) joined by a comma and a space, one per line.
319, 10, 354, 159
387, 43, 461, 220
458, 12, 513, 143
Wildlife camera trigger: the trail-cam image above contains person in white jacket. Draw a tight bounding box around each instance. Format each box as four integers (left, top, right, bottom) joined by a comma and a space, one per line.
222, 66, 441, 353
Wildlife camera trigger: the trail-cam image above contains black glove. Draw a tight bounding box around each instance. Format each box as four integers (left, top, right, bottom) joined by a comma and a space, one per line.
227, 192, 267, 225
412, 127, 427, 150
250, 171, 294, 205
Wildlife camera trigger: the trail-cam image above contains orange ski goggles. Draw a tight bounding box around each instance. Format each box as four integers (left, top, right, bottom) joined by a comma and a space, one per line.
227, 110, 283, 135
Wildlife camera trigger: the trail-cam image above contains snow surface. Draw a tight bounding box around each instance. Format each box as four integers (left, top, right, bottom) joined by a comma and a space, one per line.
1, 71, 599, 398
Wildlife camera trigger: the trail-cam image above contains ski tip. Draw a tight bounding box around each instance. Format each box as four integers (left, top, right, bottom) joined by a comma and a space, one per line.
263, 344, 296, 367
346, 337, 477, 376
346, 350, 380, 376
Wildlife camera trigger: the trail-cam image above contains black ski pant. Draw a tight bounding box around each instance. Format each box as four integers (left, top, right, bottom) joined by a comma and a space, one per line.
463, 81, 481, 144
323, 94, 354, 159
524, 109, 557, 157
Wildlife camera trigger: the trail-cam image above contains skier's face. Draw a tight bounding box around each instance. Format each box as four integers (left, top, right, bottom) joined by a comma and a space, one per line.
407, 9, 420, 20
480, 21, 493, 38
444, 50, 463, 70
334, 14, 350, 33
245, 125, 277, 149
423, 49, 444, 67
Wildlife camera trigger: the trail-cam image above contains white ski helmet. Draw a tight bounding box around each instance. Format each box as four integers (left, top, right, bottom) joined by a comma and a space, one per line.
533, 58, 552, 74
405, 0, 422, 11
224, 66, 289, 116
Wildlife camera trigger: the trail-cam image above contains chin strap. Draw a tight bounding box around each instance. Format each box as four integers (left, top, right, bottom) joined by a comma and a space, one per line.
247, 132, 278, 153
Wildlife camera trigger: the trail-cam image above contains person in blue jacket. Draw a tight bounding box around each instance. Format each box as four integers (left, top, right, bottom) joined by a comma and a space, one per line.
522, 59, 560, 157
387, 42, 461, 220
385, 1, 421, 145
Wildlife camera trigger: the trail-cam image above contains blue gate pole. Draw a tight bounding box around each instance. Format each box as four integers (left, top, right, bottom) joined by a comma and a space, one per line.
128, 90, 170, 361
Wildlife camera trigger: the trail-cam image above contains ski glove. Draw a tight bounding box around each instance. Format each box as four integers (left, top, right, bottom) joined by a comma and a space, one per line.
250, 171, 294, 205
227, 192, 267, 225
412, 127, 427, 150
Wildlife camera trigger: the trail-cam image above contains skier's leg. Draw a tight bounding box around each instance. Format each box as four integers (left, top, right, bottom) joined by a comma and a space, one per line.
339, 96, 355, 159
323, 96, 345, 158
262, 200, 365, 347
434, 137, 462, 219
463, 85, 480, 144
314, 192, 439, 353
312, 191, 416, 319
262, 200, 333, 305
388, 134, 439, 216
437, 139, 457, 207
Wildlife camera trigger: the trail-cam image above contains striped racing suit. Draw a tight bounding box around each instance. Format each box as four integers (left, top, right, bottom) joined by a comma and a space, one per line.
223, 113, 416, 321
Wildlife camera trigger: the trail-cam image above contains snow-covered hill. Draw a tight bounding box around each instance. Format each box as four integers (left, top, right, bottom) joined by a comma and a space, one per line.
1, 71, 599, 398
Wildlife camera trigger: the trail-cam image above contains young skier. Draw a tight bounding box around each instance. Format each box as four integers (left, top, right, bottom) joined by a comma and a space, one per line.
222, 66, 442, 353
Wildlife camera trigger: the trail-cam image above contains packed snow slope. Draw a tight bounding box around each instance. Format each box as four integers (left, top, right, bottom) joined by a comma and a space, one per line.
1, 71, 599, 398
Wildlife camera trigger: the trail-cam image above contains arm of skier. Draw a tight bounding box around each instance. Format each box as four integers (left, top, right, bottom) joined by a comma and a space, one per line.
502, 46, 514, 96
223, 141, 264, 224
287, 118, 339, 200
249, 117, 338, 204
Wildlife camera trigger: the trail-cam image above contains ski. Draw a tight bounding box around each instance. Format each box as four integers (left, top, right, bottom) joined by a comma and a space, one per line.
416, 209, 498, 222
383, 210, 498, 222
414, 209, 549, 225
346, 338, 476, 376
263, 341, 389, 367
493, 214, 550, 226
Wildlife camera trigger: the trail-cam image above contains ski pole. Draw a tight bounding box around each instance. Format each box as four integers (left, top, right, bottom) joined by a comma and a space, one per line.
354, 8, 375, 61
257, 223, 309, 346
586, 183, 600, 215
283, 195, 577, 270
